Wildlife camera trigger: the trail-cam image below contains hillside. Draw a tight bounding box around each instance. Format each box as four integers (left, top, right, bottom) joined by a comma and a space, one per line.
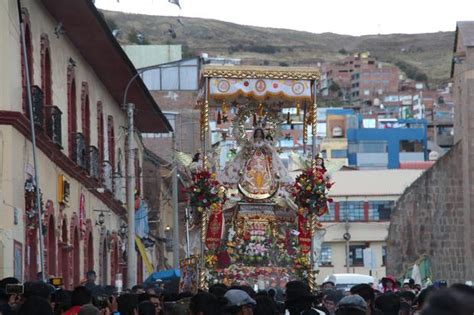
101, 10, 455, 83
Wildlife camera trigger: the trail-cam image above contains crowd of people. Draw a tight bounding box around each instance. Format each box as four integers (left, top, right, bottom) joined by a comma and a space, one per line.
1, 271, 474, 315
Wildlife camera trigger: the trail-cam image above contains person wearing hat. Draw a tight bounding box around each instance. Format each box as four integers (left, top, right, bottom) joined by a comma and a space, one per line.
381, 276, 398, 293
284, 281, 325, 315
224, 289, 256, 315
336, 295, 367, 315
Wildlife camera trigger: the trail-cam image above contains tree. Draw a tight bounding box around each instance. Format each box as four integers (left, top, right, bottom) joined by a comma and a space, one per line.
338, 48, 348, 55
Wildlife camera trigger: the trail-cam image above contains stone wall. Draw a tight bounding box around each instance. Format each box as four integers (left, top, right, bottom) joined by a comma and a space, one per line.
387, 142, 467, 283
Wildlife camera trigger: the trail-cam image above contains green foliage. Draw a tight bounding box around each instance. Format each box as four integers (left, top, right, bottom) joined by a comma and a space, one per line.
395, 60, 428, 82
279, 62, 289, 67
338, 48, 348, 55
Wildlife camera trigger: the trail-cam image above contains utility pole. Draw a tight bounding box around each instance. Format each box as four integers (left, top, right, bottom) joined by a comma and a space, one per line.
17, 0, 45, 281
126, 103, 137, 287
172, 132, 179, 268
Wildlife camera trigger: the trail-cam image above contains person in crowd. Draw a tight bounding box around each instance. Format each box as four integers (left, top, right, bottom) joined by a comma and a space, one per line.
171, 292, 193, 315
335, 295, 367, 315
16, 295, 54, 315
117, 293, 139, 315
132, 285, 146, 294
254, 295, 279, 315
268, 288, 285, 314
138, 301, 157, 315
53, 289, 72, 315
380, 276, 398, 293
321, 281, 336, 290
188, 292, 222, 315
84, 271, 98, 292
350, 283, 382, 315
209, 283, 228, 298
374, 292, 400, 315
412, 286, 435, 315
398, 290, 416, 307
320, 289, 344, 315
421, 284, 474, 315
138, 293, 162, 314
223, 289, 256, 315
64, 286, 93, 315
284, 281, 325, 315
78, 303, 100, 315
0, 277, 20, 314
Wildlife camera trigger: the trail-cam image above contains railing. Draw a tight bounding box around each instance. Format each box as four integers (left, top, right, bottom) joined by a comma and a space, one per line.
73, 132, 86, 169
45, 106, 62, 147
88, 146, 99, 179
31, 85, 44, 127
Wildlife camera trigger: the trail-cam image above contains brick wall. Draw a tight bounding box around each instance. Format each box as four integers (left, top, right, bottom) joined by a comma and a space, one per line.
387, 142, 468, 283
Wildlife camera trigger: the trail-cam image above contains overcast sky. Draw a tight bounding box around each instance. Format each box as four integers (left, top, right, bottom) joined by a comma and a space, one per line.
95, 0, 473, 36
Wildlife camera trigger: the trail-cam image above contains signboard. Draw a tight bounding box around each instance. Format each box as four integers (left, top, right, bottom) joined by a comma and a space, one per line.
363, 248, 376, 270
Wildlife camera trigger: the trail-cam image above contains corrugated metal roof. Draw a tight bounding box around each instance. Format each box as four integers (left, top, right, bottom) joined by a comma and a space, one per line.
457, 21, 474, 47
328, 169, 424, 197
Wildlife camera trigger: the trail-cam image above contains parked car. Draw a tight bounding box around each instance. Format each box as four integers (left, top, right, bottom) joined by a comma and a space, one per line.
323, 273, 375, 292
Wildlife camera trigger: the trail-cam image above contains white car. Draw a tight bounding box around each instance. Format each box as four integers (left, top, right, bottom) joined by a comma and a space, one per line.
323, 273, 376, 292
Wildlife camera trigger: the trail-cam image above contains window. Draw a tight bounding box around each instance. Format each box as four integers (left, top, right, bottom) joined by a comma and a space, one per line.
107, 115, 115, 169
318, 243, 332, 266
331, 149, 347, 159
67, 65, 77, 159
340, 201, 365, 221
21, 8, 33, 114
97, 102, 104, 176
40, 34, 52, 114
400, 140, 423, 152
382, 246, 387, 266
349, 245, 366, 266
81, 82, 90, 149
319, 202, 335, 222
368, 200, 394, 221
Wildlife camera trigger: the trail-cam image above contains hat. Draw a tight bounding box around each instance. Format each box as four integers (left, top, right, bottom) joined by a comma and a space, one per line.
285, 281, 315, 303
337, 295, 367, 312
224, 289, 256, 307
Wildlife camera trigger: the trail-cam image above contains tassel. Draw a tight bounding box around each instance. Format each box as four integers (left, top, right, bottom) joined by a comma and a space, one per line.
287, 112, 291, 125
253, 113, 257, 126
296, 102, 301, 116
222, 100, 228, 115
217, 111, 222, 125
258, 102, 264, 116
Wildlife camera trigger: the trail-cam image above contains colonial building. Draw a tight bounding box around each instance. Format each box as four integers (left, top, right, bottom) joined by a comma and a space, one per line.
0, 0, 170, 287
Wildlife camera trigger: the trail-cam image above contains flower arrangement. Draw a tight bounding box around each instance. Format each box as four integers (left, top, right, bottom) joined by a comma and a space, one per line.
293, 160, 333, 216
187, 170, 223, 212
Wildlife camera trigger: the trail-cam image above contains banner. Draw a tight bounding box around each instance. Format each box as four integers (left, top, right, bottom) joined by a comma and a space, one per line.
206, 204, 224, 250
298, 214, 311, 254
210, 78, 312, 99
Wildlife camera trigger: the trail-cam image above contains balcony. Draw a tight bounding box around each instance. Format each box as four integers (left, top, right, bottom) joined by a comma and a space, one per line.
73, 132, 86, 169
31, 85, 44, 128
88, 146, 99, 179
45, 106, 62, 147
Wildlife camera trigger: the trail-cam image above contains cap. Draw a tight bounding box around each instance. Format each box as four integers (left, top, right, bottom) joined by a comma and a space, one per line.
224, 289, 256, 307
337, 295, 367, 312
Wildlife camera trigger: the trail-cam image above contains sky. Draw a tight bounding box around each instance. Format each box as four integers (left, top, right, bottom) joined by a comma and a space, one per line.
94, 0, 473, 36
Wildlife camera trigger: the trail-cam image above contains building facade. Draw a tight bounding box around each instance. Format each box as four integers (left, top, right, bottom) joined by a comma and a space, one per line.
317, 169, 423, 282
0, 0, 170, 286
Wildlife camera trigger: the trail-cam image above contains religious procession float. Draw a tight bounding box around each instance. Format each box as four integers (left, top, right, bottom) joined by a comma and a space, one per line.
179, 65, 334, 292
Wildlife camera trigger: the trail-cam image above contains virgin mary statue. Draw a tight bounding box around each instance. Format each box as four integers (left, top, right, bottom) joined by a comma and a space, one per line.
219, 128, 291, 200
